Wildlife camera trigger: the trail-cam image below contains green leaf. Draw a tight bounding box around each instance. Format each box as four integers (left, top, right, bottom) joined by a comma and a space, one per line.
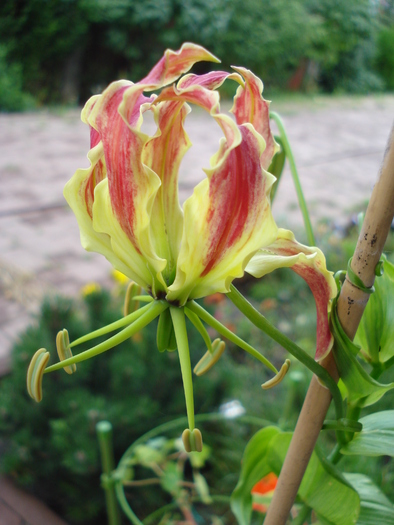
231, 429, 359, 525
269, 434, 359, 525
133, 444, 165, 466
345, 473, 394, 525
356, 257, 394, 364
193, 471, 212, 504
268, 135, 286, 202
161, 462, 182, 495
341, 410, 394, 457
331, 300, 394, 407
230, 426, 280, 525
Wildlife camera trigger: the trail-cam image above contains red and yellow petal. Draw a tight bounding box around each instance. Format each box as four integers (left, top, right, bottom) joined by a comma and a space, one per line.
63, 120, 148, 286
139, 43, 220, 88
143, 100, 190, 277
167, 122, 277, 304
245, 229, 337, 361
231, 67, 278, 169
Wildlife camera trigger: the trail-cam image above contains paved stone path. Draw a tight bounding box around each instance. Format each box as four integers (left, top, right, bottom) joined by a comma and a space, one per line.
1, 95, 393, 371
0, 476, 69, 525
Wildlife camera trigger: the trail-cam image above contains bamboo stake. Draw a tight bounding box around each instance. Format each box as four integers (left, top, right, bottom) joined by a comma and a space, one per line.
264, 125, 394, 525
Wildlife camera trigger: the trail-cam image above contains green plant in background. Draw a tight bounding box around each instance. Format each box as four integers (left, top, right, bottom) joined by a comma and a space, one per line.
0, 288, 245, 524
0, 44, 35, 111
0, 0, 391, 108
376, 25, 394, 90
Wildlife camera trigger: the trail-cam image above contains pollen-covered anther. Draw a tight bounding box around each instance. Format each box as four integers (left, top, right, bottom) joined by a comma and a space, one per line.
193, 339, 226, 376
182, 428, 203, 453
56, 329, 77, 374
123, 281, 143, 316
27, 348, 50, 402
261, 359, 291, 390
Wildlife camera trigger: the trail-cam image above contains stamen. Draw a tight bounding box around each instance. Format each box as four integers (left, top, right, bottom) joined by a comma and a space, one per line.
69, 302, 153, 348
184, 308, 212, 353
261, 359, 291, 389
27, 348, 50, 402
123, 281, 143, 316
45, 301, 168, 373
194, 339, 225, 376
56, 329, 77, 374
182, 428, 203, 453
186, 301, 278, 374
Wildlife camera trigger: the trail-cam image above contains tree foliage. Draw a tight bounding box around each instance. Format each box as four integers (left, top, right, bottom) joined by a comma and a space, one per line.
0, 0, 390, 108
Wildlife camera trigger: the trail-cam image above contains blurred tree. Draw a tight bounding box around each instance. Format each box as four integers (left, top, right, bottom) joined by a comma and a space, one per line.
307, 0, 383, 92
0, 0, 388, 106
216, 0, 321, 90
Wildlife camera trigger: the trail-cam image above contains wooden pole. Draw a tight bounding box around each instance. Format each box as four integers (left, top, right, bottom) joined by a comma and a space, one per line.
264, 125, 394, 525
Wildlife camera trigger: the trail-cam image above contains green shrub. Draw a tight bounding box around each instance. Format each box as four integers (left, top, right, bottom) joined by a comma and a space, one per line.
0, 289, 242, 524
0, 45, 35, 111
376, 25, 394, 90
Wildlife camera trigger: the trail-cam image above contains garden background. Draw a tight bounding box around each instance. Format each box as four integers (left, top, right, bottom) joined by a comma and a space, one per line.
1, 1, 394, 524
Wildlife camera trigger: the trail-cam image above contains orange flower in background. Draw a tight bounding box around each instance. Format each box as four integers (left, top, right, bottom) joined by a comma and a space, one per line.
251, 473, 278, 513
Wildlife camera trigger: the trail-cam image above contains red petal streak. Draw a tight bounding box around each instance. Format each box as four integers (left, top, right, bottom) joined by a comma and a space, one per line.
94, 85, 149, 253
178, 71, 233, 90
269, 242, 334, 361
231, 67, 276, 169
201, 126, 263, 276
83, 154, 106, 219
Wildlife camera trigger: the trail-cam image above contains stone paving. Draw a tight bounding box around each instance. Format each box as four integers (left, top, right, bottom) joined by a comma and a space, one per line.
1, 95, 394, 372
0, 476, 69, 525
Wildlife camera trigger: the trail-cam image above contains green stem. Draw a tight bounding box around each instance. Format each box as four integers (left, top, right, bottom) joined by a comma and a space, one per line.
96, 421, 121, 525
170, 307, 195, 431
45, 301, 168, 373
327, 443, 343, 465
186, 301, 278, 374
69, 302, 154, 348
115, 482, 144, 525
270, 111, 315, 246
227, 285, 343, 420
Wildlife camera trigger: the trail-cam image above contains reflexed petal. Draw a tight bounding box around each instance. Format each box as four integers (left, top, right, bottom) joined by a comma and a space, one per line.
88, 81, 166, 290
231, 67, 279, 169
140, 43, 220, 88
64, 99, 144, 283
157, 72, 277, 304
143, 100, 191, 278
245, 229, 337, 361
168, 123, 277, 304
76, 44, 220, 292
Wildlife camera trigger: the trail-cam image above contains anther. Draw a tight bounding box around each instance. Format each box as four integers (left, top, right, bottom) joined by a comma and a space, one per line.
261, 359, 291, 389
193, 339, 225, 376
56, 329, 77, 374
27, 348, 50, 402
182, 428, 203, 453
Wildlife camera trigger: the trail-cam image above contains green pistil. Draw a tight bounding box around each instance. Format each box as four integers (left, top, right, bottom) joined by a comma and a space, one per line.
170, 307, 195, 431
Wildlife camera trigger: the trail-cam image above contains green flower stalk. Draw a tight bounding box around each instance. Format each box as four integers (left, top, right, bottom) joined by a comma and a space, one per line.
27, 43, 336, 452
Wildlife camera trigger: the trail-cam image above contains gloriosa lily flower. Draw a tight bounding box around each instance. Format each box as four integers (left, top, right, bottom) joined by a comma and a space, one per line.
27, 44, 336, 452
